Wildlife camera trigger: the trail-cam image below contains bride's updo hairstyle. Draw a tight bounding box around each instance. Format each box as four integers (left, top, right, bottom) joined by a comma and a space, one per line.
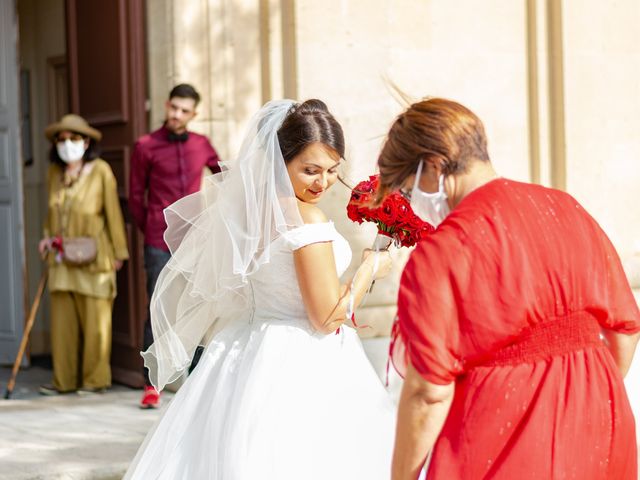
376, 98, 490, 202
277, 99, 345, 163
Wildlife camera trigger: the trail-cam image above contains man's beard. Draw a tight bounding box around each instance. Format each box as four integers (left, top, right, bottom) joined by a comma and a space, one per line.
166, 118, 186, 133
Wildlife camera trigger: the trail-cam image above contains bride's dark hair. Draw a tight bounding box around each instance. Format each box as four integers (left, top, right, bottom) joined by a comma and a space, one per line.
277, 99, 345, 163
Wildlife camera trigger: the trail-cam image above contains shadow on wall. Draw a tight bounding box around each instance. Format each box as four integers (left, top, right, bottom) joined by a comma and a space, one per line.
148, 0, 269, 160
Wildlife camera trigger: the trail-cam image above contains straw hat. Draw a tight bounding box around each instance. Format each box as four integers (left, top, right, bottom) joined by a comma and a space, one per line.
45, 114, 102, 142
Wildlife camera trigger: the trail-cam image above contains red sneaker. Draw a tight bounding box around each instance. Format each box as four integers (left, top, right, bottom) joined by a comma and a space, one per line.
140, 385, 161, 409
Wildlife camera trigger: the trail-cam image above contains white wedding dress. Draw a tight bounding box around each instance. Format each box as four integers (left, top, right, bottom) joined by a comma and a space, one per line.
125, 221, 396, 480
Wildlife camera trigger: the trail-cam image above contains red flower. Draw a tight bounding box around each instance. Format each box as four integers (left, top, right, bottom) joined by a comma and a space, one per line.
347, 204, 363, 223
346, 174, 433, 248
378, 200, 398, 225
51, 236, 64, 254
406, 212, 427, 230
395, 201, 413, 227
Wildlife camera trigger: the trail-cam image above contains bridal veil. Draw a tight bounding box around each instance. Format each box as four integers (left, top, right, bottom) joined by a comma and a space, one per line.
142, 99, 303, 390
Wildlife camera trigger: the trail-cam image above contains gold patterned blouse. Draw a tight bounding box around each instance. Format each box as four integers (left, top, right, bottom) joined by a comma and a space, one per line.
44, 159, 129, 299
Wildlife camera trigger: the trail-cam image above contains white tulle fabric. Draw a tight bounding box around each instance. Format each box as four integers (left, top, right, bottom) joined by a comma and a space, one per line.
124, 222, 396, 479
142, 99, 304, 391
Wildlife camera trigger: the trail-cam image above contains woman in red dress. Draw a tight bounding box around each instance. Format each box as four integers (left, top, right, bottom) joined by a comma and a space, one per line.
377, 98, 640, 479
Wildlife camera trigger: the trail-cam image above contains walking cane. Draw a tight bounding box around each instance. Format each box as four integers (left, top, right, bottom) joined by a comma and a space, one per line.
4, 264, 48, 399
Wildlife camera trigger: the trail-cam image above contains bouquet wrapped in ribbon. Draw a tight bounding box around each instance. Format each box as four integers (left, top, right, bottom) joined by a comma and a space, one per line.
347, 174, 433, 250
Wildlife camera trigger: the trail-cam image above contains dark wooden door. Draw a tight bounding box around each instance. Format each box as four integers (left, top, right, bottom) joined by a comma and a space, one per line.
66, 0, 147, 386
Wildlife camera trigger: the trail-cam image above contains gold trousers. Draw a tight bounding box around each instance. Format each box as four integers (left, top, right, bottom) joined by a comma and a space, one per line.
50, 291, 113, 391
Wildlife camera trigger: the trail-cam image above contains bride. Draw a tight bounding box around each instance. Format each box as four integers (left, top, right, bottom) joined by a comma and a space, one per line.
124, 99, 396, 479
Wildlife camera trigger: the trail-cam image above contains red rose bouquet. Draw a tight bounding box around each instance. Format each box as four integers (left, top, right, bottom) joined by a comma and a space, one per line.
340, 174, 433, 331
347, 174, 433, 249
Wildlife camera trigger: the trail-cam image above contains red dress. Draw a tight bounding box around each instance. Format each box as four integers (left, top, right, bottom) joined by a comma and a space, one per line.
392, 179, 640, 479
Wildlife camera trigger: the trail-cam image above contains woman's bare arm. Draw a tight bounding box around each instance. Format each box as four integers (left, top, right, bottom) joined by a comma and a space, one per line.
293, 203, 390, 334
392, 363, 455, 480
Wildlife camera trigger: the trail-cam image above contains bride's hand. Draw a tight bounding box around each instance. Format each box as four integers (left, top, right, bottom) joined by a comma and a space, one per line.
361, 249, 392, 280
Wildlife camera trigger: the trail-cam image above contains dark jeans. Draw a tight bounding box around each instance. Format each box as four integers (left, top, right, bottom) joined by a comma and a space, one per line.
142, 245, 172, 385
142, 245, 204, 386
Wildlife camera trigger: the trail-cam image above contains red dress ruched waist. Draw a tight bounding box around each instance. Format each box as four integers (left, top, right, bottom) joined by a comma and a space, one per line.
469, 312, 603, 368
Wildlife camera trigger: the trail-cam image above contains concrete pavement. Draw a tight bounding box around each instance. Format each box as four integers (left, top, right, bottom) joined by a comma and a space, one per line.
0, 364, 170, 480
0, 338, 398, 480
1, 338, 638, 480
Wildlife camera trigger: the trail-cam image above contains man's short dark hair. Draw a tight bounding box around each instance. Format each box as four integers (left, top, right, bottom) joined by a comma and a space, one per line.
169, 84, 201, 106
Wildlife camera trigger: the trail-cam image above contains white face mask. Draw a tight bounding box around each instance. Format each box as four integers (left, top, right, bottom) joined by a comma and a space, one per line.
56, 139, 87, 164
409, 161, 451, 227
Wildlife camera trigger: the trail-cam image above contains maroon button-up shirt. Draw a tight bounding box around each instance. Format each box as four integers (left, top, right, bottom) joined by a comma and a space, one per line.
129, 126, 221, 251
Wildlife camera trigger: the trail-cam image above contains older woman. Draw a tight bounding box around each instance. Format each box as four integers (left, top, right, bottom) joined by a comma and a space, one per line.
378, 98, 640, 479
39, 114, 129, 395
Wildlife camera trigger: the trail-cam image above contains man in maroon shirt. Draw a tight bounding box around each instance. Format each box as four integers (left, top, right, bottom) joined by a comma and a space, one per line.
129, 84, 221, 408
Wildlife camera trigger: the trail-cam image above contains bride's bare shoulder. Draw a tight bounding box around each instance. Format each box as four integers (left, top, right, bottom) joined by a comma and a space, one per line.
296, 200, 328, 225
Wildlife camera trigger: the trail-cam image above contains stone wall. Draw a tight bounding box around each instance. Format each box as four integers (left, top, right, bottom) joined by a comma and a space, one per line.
146, 0, 640, 337
562, 0, 640, 280
146, 0, 296, 161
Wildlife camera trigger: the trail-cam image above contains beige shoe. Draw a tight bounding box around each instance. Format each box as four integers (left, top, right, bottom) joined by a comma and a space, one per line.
77, 386, 108, 395
39, 384, 75, 395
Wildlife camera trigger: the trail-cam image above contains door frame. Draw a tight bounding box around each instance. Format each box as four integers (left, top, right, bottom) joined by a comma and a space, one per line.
65, 0, 148, 386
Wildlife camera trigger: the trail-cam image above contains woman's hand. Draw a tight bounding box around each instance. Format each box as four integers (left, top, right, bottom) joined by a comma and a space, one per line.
114, 259, 124, 271
361, 248, 393, 280
38, 238, 52, 255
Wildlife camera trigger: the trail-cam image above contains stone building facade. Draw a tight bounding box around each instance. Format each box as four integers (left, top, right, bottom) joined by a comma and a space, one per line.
146, 0, 640, 335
